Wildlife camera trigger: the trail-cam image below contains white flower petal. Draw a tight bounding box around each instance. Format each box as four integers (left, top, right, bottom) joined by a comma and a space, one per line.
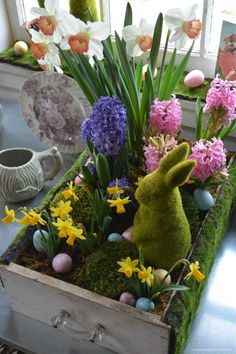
139, 18, 154, 35
165, 8, 185, 30
55, 66, 63, 74
88, 22, 110, 40
30, 7, 48, 16
122, 25, 139, 42
182, 3, 198, 21
126, 41, 143, 57
45, 0, 59, 15
88, 39, 104, 60
165, 3, 198, 30
29, 29, 44, 42
170, 29, 188, 49
60, 36, 70, 50
53, 28, 62, 43
59, 13, 78, 35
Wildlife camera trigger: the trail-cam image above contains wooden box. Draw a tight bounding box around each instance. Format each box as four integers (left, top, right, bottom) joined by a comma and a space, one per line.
1, 156, 236, 354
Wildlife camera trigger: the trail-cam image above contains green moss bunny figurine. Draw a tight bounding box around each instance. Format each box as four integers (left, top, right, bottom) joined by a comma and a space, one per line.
132, 143, 196, 269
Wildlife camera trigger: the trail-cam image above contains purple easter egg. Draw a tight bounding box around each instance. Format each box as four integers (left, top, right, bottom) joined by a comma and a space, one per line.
52, 253, 73, 273
119, 292, 136, 306
184, 70, 204, 88
122, 226, 133, 242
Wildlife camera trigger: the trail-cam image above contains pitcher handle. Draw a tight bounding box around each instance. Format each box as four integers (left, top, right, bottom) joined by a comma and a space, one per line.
36, 146, 63, 181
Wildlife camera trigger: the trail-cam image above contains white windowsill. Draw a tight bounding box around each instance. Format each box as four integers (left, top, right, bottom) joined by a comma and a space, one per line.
0, 62, 235, 143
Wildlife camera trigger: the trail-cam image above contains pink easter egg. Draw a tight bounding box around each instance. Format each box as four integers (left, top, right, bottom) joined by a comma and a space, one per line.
52, 253, 73, 273
184, 70, 205, 88
119, 292, 136, 306
74, 175, 82, 185
122, 226, 133, 242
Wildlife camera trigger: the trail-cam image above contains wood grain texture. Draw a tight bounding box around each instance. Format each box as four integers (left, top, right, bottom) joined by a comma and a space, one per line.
0, 263, 170, 354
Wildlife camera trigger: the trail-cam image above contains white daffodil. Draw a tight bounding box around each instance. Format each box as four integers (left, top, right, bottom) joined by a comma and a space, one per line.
165, 4, 202, 49
30, 29, 61, 72
122, 19, 154, 57
30, 0, 75, 43
60, 17, 109, 60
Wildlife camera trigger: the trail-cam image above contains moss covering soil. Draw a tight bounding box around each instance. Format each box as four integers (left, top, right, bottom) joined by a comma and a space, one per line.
1, 153, 236, 354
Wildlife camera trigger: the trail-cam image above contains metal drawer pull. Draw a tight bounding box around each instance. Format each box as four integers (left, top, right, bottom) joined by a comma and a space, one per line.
51, 310, 104, 343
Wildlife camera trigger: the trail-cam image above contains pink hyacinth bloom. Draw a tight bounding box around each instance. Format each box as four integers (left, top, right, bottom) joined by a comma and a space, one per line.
144, 134, 177, 174
204, 74, 236, 123
149, 95, 182, 135
189, 138, 229, 182
144, 143, 160, 173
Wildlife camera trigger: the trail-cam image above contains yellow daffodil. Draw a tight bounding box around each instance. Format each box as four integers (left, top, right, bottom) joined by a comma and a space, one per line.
107, 196, 131, 213
184, 261, 205, 282
52, 218, 74, 238
66, 228, 86, 246
2, 206, 16, 224
28, 210, 46, 225
107, 179, 126, 196
138, 265, 154, 287
117, 257, 139, 278
18, 211, 34, 226
62, 181, 79, 201
135, 177, 143, 187
50, 200, 72, 219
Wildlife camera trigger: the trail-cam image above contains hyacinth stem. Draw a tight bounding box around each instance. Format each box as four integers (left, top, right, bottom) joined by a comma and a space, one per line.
205, 107, 228, 140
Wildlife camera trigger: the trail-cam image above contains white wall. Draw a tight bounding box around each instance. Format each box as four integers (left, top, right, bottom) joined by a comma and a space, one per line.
0, 0, 13, 51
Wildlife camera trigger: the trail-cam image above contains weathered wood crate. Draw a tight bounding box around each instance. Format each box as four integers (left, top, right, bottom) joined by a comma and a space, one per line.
1, 154, 236, 354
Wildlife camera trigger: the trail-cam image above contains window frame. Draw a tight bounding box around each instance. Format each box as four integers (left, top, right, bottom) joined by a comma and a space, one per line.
5, 0, 217, 77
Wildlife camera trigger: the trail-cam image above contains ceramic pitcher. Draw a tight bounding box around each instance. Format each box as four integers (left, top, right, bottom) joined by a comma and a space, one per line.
0, 146, 63, 202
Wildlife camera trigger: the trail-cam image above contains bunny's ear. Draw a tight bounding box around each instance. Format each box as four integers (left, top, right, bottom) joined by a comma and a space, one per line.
165, 160, 196, 188
159, 142, 190, 174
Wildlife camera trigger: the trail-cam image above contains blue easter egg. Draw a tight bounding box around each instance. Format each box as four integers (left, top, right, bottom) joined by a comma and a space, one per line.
135, 297, 155, 312
108, 233, 123, 242
33, 229, 49, 252
194, 188, 214, 211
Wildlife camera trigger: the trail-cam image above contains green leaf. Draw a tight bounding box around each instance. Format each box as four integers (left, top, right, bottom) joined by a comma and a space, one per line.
158, 49, 176, 100
124, 2, 132, 26
155, 29, 171, 97
218, 119, 236, 139
115, 32, 140, 116
135, 62, 143, 93
164, 42, 194, 99
96, 153, 111, 188
149, 13, 163, 76
59, 49, 97, 103
112, 146, 127, 179
81, 165, 97, 186
161, 285, 190, 292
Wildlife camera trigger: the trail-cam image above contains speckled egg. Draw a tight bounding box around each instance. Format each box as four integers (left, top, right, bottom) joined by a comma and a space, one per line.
194, 188, 214, 211
52, 253, 73, 273
153, 269, 171, 287
122, 226, 133, 242
135, 297, 155, 312
119, 292, 136, 306
33, 229, 49, 253
184, 70, 204, 88
108, 233, 123, 242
